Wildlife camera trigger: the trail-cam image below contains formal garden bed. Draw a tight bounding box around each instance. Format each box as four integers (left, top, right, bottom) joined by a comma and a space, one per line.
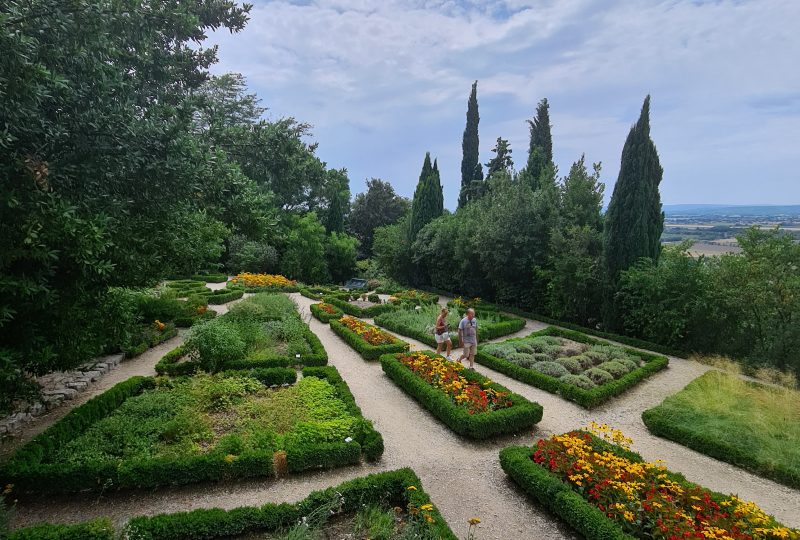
156, 293, 326, 375
324, 295, 397, 318
374, 304, 525, 348
0, 365, 382, 494
446, 296, 500, 312
642, 370, 800, 489
310, 301, 345, 323
477, 327, 668, 408
500, 425, 799, 540
229, 273, 300, 293
330, 316, 409, 360
380, 351, 543, 438
300, 285, 351, 301
386, 289, 439, 306
7, 468, 454, 540
164, 279, 244, 305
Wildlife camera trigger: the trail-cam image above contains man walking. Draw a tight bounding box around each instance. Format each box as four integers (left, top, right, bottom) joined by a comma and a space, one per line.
457, 308, 478, 369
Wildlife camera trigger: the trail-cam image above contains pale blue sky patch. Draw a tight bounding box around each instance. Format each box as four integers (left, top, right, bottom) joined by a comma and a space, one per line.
207, 0, 800, 209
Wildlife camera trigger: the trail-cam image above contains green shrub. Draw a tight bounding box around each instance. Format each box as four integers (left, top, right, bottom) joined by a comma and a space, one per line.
556, 357, 584, 374
184, 319, 247, 372
380, 352, 543, 439
367, 293, 380, 303
9, 518, 115, 540
191, 273, 228, 283
584, 367, 613, 385
324, 296, 396, 318
207, 288, 244, 304
309, 302, 344, 323
597, 360, 630, 379
532, 361, 570, 378
560, 374, 596, 390
507, 352, 535, 368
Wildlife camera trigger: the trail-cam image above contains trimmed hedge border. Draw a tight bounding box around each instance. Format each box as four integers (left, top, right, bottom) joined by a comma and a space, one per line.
380, 351, 543, 438
324, 296, 397, 318
191, 273, 228, 283
9, 518, 115, 540
207, 288, 244, 304
243, 285, 300, 293
310, 302, 344, 323
300, 286, 350, 301
1, 366, 380, 494
476, 326, 669, 408
500, 445, 635, 540
330, 319, 409, 361
642, 373, 800, 489
122, 324, 178, 358
420, 285, 689, 359
373, 309, 525, 349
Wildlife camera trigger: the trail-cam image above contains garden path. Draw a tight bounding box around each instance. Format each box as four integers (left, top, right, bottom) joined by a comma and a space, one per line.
7, 292, 800, 538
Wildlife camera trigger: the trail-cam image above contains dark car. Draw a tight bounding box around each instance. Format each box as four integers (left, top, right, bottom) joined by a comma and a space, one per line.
343, 278, 368, 290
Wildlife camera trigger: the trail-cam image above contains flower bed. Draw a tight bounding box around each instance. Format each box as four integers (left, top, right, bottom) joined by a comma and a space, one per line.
310, 301, 344, 323
229, 272, 299, 292
380, 351, 543, 438
9, 469, 455, 540
447, 296, 500, 312
330, 316, 409, 360
477, 327, 668, 408
500, 426, 799, 540
374, 304, 525, 348
300, 285, 350, 301
0, 367, 382, 494
387, 289, 439, 306
642, 370, 800, 489
324, 295, 397, 318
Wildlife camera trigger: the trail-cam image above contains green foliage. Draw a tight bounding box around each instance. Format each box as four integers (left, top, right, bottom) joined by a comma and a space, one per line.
329, 319, 409, 361
603, 95, 664, 330
520, 98, 554, 191
348, 179, 410, 257
166, 209, 229, 278
486, 137, 513, 178
281, 213, 330, 283
1, 368, 379, 494
326, 232, 359, 283
185, 319, 247, 372
324, 297, 397, 318
380, 352, 543, 439
459, 81, 482, 208
322, 168, 350, 234
225, 234, 279, 274
476, 327, 669, 408
408, 153, 444, 243
8, 519, 115, 540
643, 370, 800, 488
309, 302, 345, 323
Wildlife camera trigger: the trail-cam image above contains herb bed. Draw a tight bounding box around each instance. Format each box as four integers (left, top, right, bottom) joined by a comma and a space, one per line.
476, 326, 668, 408
0, 366, 382, 494
380, 351, 543, 438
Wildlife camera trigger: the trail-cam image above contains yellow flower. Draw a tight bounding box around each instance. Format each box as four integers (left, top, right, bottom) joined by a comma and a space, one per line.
407, 485, 417, 491
223, 454, 236, 463
468, 517, 481, 525
420, 503, 434, 511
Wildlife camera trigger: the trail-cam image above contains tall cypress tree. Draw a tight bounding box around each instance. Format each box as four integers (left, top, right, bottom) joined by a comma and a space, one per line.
522, 98, 554, 191
408, 152, 444, 242
602, 95, 664, 331
459, 81, 480, 208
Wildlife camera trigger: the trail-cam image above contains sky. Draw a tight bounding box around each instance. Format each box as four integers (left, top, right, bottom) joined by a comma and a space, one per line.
206, 0, 800, 210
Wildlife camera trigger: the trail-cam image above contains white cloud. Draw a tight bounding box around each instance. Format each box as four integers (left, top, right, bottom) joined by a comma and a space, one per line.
207, 0, 800, 207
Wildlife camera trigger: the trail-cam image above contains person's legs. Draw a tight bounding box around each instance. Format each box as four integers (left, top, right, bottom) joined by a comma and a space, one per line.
465, 343, 476, 369
445, 338, 452, 357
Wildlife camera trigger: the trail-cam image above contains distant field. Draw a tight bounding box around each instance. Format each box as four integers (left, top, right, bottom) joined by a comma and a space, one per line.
663, 241, 742, 256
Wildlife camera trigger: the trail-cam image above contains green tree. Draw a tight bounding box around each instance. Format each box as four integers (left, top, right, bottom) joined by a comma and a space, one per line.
485, 137, 513, 178
194, 72, 265, 132
459, 81, 481, 208
280, 213, 329, 283
373, 215, 414, 284
602, 95, 664, 331
323, 168, 350, 233
520, 98, 554, 190
408, 153, 444, 242
561, 155, 604, 230
326, 232, 360, 283
349, 178, 410, 256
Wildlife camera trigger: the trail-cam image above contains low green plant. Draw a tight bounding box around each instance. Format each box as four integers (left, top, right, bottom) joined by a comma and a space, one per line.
643, 369, 800, 489
184, 318, 247, 372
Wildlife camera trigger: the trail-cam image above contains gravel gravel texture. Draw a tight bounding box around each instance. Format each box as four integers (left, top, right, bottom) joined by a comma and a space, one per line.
5, 292, 799, 538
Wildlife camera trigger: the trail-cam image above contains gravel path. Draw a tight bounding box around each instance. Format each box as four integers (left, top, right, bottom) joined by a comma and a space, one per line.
6, 292, 800, 537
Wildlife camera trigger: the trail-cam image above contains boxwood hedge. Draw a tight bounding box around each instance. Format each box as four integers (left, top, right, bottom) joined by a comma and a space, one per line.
206, 288, 244, 304
380, 352, 543, 438
8, 469, 455, 540
324, 296, 397, 318
476, 326, 668, 408
374, 309, 525, 349
330, 319, 409, 361
0, 366, 379, 494
191, 273, 228, 283
309, 302, 344, 323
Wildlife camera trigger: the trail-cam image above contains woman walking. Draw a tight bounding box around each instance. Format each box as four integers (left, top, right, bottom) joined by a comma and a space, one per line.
434, 307, 452, 358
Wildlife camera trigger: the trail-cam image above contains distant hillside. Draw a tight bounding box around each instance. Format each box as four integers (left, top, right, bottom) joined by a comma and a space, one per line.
664, 204, 800, 217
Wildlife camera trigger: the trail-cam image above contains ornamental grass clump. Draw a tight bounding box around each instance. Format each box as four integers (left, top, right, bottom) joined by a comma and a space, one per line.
530, 423, 799, 540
